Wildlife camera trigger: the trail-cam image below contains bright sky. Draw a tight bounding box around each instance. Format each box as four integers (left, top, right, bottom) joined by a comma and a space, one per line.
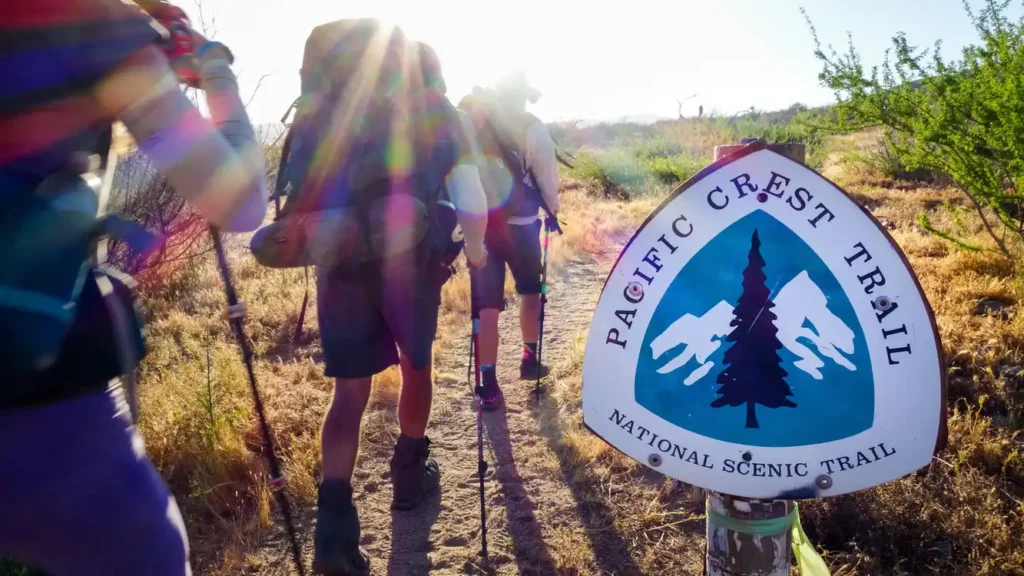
180, 0, 999, 125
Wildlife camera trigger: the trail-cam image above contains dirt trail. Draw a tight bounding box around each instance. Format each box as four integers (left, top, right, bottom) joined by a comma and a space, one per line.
252, 245, 675, 576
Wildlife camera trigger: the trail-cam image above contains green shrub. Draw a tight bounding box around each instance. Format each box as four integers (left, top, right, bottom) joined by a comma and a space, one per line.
850, 132, 946, 183
806, 0, 1024, 259
569, 150, 644, 199
569, 147, 706, 198
727, 119, 829, 169
642, 154, 704, 185
633, 138, 684, 160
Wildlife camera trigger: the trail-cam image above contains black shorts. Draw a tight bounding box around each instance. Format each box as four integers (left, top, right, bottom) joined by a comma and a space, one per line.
470, 219, 543, 312
317, 250, 445, 379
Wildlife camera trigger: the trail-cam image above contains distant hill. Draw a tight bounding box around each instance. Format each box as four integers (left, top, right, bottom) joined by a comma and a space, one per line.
574, 114, 672, 127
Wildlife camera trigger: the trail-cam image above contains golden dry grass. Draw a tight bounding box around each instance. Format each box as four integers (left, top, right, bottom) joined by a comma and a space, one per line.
123, 147, 1024, 575
512, 168, 1024, 575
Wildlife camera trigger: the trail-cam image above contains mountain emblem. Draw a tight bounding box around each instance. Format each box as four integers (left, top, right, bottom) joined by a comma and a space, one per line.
635, 210, 874, 447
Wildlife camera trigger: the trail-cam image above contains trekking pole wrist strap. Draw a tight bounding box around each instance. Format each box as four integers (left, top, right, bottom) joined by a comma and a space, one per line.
197, 41, 234, 64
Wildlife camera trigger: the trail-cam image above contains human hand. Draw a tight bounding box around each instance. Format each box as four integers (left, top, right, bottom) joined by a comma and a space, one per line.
544, 215, 563, 235
147, 2, 200, 86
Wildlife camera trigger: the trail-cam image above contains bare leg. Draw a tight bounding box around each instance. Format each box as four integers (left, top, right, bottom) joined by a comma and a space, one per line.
321, 377, 372, 481
519, 293, 541, 344
478, 308, 501, 366
398, 351, 433, 439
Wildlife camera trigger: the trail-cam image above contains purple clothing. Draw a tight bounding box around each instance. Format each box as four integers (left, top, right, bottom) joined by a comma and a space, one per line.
0, 388, 191, 576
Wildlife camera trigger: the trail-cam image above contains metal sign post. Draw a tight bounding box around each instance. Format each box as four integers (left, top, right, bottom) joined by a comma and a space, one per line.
705, 141, 804, 576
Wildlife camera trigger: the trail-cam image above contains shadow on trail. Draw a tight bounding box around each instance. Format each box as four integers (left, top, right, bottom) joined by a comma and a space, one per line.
386, 489, 442, 576
481, 409, 560, 576
528, 392, 646, 576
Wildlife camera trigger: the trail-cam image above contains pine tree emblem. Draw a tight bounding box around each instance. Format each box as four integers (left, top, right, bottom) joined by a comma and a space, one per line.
711, 229, 796, 428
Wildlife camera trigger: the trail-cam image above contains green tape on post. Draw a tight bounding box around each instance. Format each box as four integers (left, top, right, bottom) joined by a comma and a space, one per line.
705, 502, 831, 576
705, 502, 793, 536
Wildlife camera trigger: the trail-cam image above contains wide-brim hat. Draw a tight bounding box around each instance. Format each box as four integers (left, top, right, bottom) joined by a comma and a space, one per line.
495, 69, 541, 103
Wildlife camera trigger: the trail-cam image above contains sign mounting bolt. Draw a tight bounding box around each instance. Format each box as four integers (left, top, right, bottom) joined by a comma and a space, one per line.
815, 474, 833, 490
627, 281, 645, 300
873, 295, 893, 312
648, 453, 663, 467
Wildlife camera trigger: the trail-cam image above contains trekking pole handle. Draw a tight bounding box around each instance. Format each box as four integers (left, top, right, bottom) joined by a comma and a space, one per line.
543, 214, 563, 236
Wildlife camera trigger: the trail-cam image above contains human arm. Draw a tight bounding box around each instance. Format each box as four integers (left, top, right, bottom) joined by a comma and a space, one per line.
444, 109, 488, 267
97, 43, 268, 232
524, 120, 560, 217
446, 163, 488, 268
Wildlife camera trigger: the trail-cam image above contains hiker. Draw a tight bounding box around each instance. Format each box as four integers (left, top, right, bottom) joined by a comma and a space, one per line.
0, 2, 266, 575
458, 70, 561, 410
282, 22, 488, 575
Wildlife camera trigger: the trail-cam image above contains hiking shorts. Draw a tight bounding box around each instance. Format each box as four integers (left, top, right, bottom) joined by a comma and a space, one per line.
317, 249, 445, 379
470, 219, 543, 312
0, 388, 192, 576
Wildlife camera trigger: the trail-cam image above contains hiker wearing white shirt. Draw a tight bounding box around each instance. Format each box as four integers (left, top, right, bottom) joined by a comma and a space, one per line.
458, 71, 560, 410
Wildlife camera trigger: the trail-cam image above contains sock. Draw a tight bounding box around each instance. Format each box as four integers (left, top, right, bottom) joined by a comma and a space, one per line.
478, 365, 497, 397
393, 434, 428, 466
318, 478, 354, 510
523, 342, 538, 359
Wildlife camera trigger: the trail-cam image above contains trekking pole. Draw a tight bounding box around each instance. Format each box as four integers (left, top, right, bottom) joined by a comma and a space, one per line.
209, 228, 307, 576
534, 218, 552, 401
469, 307, 489, 558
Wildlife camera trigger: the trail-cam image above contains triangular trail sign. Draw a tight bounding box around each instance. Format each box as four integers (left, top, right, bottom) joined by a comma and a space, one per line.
582, 142, 946, 499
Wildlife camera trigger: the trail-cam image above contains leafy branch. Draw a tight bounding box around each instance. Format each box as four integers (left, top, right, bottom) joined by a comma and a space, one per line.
804, 0, 1024, 262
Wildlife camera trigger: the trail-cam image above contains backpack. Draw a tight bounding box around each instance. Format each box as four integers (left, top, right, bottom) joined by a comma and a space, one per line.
1, 128, 155, 400
249, 19, 461, 271
459, 96, 546, 226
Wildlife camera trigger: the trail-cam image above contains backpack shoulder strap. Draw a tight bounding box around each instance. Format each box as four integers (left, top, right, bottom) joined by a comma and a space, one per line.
479, 114, 527, 184
271, 116, 299, 215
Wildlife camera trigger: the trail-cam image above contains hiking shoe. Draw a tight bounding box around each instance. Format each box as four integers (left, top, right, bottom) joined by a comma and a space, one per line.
475, 367, 504, 411
519, 347, 550, 380
390, 434, 441, 511
313, 479, 370, 576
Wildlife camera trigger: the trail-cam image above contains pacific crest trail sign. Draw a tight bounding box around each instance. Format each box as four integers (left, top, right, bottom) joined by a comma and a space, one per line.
582, 142, 947, 499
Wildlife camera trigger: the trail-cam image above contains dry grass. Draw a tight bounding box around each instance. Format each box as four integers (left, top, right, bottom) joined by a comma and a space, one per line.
135, 248, 329, 571
524, 171, 1024, 575
115, 142, 1024, 576
128, 183, 635, 573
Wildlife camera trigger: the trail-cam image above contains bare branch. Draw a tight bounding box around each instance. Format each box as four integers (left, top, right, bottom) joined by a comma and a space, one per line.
194, 0, 219, 39
245, 72, 273, 110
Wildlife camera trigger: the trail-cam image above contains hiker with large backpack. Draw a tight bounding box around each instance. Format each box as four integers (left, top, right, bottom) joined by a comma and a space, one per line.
0, 1, 267, 575
458, 71, 562, 410
247, 20, 487, 575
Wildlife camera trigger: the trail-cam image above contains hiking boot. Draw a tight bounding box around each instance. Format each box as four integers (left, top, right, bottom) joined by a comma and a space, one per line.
519, 346, 550, 380
390, 434, 441, 511
313, 479, 370, 576
475, 366, 504, 411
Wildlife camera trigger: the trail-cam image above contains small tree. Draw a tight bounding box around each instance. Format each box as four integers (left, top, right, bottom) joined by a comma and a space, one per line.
805, 0, 1024, 259
712, 230, 795, 428
104, 151, 212, 280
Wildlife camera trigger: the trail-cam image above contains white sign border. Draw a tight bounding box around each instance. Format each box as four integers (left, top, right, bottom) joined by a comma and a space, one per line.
582, 142, 948, 499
